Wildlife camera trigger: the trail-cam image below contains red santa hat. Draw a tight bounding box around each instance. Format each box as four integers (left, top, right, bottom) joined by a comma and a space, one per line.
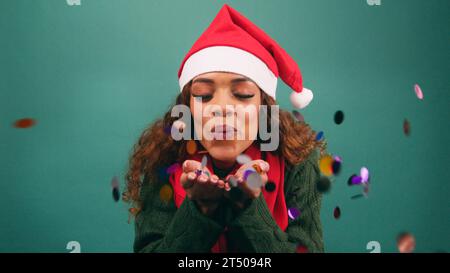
177, 4, 313, 109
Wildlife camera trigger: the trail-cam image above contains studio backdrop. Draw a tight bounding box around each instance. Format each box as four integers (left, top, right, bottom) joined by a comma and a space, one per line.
0, 0, 449, 252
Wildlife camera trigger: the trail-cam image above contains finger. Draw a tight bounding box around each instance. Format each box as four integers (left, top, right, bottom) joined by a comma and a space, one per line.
209, 175, 219, 184
182, 160, 201, 173
251, 160, 270, 173
197, 173, 208, 183
260, 173, 269, 185
239, 182, 260, 199
217, 180, 225, 189
224, 182, 231, 191
181, 172, 196, 189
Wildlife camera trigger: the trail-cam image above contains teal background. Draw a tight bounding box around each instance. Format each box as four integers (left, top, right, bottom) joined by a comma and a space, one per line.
0, 0, 449, 253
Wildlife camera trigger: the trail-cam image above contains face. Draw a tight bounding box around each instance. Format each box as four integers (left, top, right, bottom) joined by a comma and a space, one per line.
189, 72, 262, 166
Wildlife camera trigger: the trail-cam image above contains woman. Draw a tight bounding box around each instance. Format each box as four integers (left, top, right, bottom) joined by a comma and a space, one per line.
124, 4, 326, 253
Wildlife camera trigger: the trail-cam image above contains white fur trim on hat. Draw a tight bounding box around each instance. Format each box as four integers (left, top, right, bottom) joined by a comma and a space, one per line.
179, 46, 278, 99
290, 87, 313, 109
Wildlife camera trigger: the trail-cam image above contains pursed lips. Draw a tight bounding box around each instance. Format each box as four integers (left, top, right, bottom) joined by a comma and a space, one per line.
211, 124, 237, 134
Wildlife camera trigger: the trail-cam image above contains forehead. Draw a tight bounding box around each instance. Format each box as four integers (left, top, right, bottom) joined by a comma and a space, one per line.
192, 72, 257, 86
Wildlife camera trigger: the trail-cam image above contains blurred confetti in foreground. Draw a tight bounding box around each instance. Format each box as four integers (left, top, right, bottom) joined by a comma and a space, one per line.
288, 207, 301, 220
315, 131, 324, 141
348, 166, 371, 199
246, 172, 263, 190
296, 244, 308, 253
414, 84, 424, 100
111, 176, 120, 202
403, 119, 411, 136
334, 110, 344, 125
265, 181, 276, 192
316, 176, 331, 193
397, 232, 416, 253
292, 110, 305, 123
159, 184, 173, 203
236, 154, 252, 165
333, 206, 341, 219
186, 140, 197, 155
166, 163, 181, 175
319, 154, 342, 177
13, 118, 36, 128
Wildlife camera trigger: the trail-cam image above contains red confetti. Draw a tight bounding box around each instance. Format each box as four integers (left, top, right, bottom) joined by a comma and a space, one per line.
333, 206, 341, 219
14, 118, 36, 128
403, 119, 410, 136
296, 245, 308, 253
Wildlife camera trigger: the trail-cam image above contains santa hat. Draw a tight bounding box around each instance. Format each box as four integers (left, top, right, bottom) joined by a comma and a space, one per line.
177, 4, 313, 109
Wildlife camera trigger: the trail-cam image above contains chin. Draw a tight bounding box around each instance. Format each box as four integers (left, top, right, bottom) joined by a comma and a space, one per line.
206, 142, 240, 162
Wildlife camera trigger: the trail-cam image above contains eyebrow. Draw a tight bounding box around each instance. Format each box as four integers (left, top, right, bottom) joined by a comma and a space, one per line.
192, 76, 252, 85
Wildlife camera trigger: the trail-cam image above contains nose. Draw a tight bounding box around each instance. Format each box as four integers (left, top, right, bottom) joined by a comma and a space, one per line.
208, 89, 235, 117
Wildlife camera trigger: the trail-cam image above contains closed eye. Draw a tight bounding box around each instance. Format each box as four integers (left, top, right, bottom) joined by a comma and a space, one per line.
234, 93, 255, 99
192, 94, 212, 102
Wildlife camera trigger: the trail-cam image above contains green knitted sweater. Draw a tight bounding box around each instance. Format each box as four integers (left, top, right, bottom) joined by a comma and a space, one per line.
133, 149, 324, 253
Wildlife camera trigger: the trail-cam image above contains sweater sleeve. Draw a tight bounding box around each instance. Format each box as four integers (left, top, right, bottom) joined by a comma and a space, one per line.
133, 179, 226, 253
226, 150, 325, 253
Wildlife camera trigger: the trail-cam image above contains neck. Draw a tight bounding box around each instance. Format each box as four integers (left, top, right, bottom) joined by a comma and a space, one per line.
212, 158, 235, 171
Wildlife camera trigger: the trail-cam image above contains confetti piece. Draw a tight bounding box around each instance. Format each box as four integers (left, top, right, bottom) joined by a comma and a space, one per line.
163, 124, 171, 135
288, 207, 301, 220
195, 169, 203, 177
351, 194, 364, 199
331, 160, 342, 175
112, 188, 120, 202
334, 110, 344, 125
14, 118, 36, 128
166, 163, 181, 174
414, 84, 424, 100
403, 119, 410, 136
236, 154, 252, 165
246, 172, 262, 189
333, 206, 341, 219
318, 155, 333, 176
243, 168, 256, 180
315, 131, 324, 141
351, 175, 363, 185
111, 176, 120, 202
292, 110, 305, 123
360, 167, 370, 183
265, 181, 276, 192
316, 176, 331, 193
362, 183, 370, 197
159, 184, 173, 203
347, 174, 358, 186
397, 232, 416, 253
111, 176, 119, 189
296, 245, 308, 253
200, 155, 208, 169
186, 140, 197, 155
252, 163, 263, 174
228, 176, 238, 187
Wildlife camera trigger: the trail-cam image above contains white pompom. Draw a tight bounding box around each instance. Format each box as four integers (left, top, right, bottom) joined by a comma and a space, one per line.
290, 87, 313, 109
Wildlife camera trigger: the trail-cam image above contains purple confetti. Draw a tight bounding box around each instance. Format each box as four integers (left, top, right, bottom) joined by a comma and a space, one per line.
288, 207, 301, 220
